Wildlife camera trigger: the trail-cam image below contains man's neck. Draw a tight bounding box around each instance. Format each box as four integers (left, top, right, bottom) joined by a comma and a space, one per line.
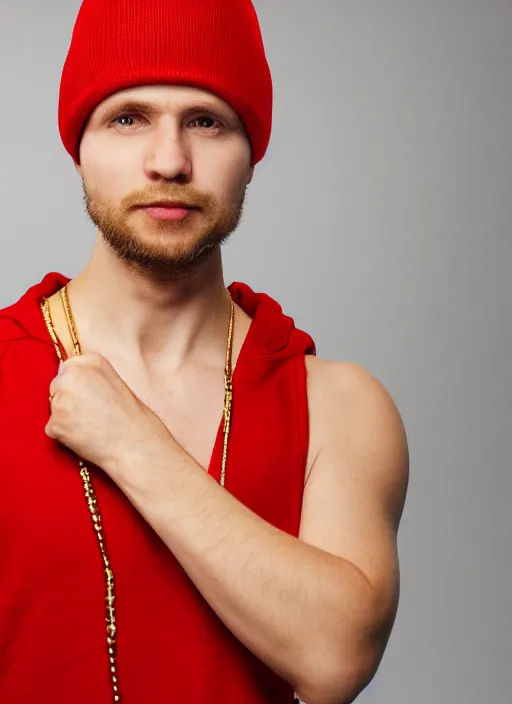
47, 239, 239, 374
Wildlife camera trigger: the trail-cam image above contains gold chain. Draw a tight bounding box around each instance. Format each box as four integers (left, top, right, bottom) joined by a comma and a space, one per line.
40, 284, 235, 703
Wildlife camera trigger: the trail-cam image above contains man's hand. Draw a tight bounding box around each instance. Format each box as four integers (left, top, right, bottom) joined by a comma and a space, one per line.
45, 352, 171, 471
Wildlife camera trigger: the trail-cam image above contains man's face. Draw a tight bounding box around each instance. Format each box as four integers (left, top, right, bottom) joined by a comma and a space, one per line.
77, 85, 254, 278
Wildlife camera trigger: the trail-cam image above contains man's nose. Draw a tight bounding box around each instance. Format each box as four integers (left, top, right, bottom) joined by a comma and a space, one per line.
143, 123, 192, 181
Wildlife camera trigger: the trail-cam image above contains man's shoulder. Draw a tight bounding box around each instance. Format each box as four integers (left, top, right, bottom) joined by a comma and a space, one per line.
0, 298, 42, 366
0, 272, 66, 348
0, 303, 31, 346
304, 356, 409, 527
305, 356, 408, 468
306, 356, 399, 411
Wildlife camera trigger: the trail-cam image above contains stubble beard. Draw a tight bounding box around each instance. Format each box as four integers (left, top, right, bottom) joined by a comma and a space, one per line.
82, 181, 247, 281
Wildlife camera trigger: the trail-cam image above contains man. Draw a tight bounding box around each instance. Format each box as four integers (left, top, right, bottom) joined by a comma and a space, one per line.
0, 1, 409, 702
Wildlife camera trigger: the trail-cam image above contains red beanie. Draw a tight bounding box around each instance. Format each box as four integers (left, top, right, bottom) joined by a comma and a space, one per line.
58, 0, 273, 164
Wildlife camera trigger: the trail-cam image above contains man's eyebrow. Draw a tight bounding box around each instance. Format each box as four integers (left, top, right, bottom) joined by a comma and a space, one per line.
99, 100, 155, 118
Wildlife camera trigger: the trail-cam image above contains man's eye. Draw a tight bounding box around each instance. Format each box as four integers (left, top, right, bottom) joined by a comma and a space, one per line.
113, 114, 139, 127
191, 116, 221, 130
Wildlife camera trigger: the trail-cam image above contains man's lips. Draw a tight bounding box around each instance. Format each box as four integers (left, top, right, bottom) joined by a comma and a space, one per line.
138, 201, 198, 222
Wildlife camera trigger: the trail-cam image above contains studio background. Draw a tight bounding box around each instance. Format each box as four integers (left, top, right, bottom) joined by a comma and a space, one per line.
1, 2, 510, 702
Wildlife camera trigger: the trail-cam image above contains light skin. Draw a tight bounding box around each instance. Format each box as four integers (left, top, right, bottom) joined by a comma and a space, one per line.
46, 85, 409, 704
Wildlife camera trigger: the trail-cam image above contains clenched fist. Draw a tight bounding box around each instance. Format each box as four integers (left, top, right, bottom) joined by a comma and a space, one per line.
46, 352, 172, 474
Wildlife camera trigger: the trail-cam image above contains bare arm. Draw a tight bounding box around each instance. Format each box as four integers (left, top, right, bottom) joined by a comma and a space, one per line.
111, 360, 409, 704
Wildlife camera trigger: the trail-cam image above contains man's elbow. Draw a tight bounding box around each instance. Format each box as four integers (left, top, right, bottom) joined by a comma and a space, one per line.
295, 645, 381, 704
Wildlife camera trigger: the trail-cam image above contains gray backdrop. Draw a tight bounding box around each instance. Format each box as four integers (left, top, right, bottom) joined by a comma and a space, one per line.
1, 1, 510, 702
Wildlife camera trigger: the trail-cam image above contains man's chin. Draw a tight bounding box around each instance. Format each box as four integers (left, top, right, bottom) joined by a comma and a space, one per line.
101, 230, 223, 276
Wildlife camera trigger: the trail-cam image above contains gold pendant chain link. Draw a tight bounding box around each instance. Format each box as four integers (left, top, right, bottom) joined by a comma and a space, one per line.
40, 284, 235, 703
221, 292, 235, 488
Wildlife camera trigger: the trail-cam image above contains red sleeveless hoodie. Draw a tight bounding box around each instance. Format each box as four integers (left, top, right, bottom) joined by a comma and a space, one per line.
0, 273, 315, 703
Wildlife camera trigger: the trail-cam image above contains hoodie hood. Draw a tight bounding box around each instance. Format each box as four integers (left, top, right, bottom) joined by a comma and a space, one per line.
0, 272, 316, 363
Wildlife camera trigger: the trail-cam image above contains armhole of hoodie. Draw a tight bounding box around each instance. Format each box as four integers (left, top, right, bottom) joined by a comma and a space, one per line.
294, 353, 311, 511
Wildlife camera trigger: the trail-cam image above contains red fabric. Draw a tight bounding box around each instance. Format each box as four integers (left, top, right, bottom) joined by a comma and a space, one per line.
58, 0, 273, 164
0, 273, 315, 703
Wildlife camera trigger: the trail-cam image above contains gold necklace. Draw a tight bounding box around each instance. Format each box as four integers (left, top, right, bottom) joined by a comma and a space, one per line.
40, 283, 235, 703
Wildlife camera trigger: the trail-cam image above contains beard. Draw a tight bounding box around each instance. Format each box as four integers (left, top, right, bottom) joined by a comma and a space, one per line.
82, 180, 247, 280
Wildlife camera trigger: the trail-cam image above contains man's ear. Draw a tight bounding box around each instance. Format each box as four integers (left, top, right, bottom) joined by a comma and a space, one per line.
247, 165, 255, 185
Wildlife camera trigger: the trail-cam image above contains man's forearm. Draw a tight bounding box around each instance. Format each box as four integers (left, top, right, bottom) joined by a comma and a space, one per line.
112, 439, 379, 704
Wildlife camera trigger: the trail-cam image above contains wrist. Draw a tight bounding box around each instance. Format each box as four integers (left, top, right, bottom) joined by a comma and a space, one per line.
105, 433, 174, 491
